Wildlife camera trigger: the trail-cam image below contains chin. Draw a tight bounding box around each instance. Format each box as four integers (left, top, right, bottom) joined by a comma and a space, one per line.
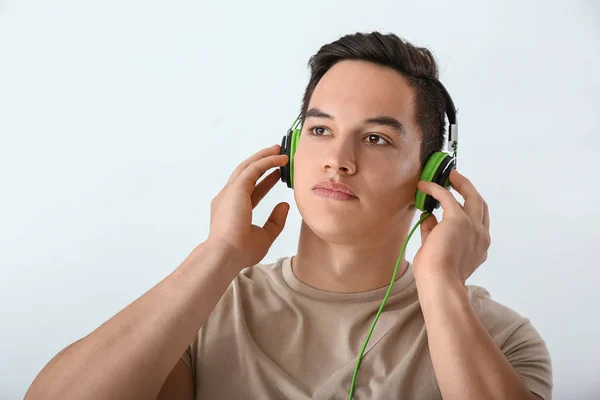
298, 205, 374, 244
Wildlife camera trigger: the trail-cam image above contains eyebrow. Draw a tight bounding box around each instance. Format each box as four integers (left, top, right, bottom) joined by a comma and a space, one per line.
305, 107, 406, 137
364, 116, 406, 137
305, 108, 334, 120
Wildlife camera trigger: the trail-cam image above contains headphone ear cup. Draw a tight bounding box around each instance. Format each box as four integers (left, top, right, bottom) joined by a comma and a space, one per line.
414, 152, 456, 212
279, 130, 293, 188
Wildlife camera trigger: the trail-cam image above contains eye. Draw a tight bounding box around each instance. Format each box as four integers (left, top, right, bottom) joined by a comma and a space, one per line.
308, 126, 332, 136
364, 134, 389, 146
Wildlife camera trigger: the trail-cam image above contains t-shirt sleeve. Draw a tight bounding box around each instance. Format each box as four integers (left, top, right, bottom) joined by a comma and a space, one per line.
181, 345, 194, 376
468, 285, 553, 400
501, 316, 553, 399
180, 333, 199, 379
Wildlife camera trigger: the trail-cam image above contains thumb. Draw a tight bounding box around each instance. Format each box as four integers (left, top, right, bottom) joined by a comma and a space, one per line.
263, 202, 290, 243
420, 212, 438, 243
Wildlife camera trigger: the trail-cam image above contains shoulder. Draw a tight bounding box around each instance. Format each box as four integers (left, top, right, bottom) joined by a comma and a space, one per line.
214, 256, 290, 307
465, 284, 548, 354
466, 284, 553, 399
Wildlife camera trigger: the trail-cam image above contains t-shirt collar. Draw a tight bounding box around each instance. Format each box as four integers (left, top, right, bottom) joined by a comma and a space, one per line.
280, 256, 416, 303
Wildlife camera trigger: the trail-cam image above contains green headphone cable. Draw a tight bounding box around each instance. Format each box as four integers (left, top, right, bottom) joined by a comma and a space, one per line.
348, 211, 431, 399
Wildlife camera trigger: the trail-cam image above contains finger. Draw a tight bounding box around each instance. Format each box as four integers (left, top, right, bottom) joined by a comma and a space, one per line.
236, 154, 289, 193
227, 144, 281, 185
449, 170, 484, 222
263, 202, 290, 243
417, 180, 463, 214
419, 212, 438, 243
251, 168, 280, 209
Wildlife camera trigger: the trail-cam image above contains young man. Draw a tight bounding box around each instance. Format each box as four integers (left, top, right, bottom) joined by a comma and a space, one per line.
25, 32, 552, 400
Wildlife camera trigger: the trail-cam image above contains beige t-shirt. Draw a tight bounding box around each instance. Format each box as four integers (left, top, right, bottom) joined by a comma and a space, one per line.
182, 257, 552, 399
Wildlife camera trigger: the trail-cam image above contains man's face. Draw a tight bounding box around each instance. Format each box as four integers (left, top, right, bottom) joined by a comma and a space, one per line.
292, 60, 423, 244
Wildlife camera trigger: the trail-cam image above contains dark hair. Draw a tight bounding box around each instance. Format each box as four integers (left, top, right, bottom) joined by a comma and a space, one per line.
300, 31, 447, 167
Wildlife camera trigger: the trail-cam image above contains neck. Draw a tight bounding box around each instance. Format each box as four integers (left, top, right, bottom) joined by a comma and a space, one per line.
292, 217, 414, 293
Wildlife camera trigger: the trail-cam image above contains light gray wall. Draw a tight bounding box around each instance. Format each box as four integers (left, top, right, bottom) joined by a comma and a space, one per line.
1, 1, 598, 399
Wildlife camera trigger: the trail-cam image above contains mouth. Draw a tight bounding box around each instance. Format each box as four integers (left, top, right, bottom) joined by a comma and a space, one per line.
312, 180, 358, 201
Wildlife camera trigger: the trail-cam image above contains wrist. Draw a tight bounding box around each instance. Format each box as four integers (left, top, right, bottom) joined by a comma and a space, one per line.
414, 263, 465, 295
191, 238, 245, 276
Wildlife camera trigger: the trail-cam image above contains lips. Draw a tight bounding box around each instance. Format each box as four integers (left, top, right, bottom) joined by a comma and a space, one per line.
312, 180, 358, 201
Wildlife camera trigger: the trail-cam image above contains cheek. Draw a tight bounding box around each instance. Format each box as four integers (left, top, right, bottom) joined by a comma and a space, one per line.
291, 140, 316, 183
362, 159, 420, 207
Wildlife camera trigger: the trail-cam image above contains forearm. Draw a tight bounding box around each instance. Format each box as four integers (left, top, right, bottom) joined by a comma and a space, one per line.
416, 270, 535, 400
25, 239, 242, 400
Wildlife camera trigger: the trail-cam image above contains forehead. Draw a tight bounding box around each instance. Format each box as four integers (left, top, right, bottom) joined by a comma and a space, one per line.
308, 60, 416, 127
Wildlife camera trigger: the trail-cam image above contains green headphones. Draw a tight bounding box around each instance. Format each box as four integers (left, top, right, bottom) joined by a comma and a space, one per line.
279, 80, 458, 213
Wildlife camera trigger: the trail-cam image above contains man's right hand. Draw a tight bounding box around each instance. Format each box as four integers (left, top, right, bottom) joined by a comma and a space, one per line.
207, 144, 290, 270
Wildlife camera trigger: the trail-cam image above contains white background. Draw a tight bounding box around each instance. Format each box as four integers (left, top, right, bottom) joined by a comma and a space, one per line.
1, 1, 599, 399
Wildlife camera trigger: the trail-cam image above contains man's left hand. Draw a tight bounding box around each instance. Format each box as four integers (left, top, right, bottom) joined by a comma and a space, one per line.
413, 169, 491, 285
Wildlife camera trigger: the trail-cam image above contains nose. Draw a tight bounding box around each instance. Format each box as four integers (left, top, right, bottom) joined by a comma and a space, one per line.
322, 136, 357, 175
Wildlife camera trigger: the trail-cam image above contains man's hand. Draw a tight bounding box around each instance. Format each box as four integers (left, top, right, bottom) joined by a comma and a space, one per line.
208, 144, 290, 270
412, 169, 491, 285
